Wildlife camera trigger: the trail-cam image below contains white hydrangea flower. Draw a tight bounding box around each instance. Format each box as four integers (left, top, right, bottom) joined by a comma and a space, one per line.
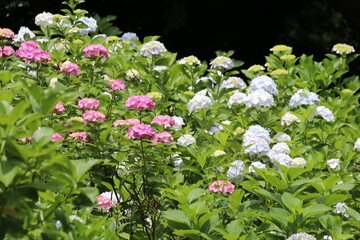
313, 106, 335, 122
35, 12, 54, 27
126, 69, 140, 78
212, 150, 226, 157
178, 55, 201, 65
323, 235, 333, 240
187, 94, 212, 113
354, 138, 360, 152
13, 26, 35, 42
334, 202, 349, 218
100, 191, 121, 206
206, 123, 222, 135
171, 154, 185, 169
177, 134, 196, 147
195, 76, 216, 84
140, 41, 167, 57
250, 75, 278, 95
248, 161, 266, 173
76, 17, 97, 34
327, 159, 340, 170
228, 92, 247, 107
50, 78, 58, 89
244, 89, 275, 109
220, 77, 246, 89
69, 215, 85, 223
281, 112, 301, 125
268, 150, 292, 167
286, 232, 316, 240
226, 160, 245, 179
332, 43, 355, 55
243, 125, 271, 156
172, 116, 185, 130
272, 142, 290, 155
272, 133, 291, 142
210, 56, 234, 69
55, 220, 62, 229
289, 89, 320, 108
153, 65, 168, 72
291, 157, 307, 168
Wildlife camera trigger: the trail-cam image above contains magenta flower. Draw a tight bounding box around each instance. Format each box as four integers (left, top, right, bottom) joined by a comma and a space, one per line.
60, 61, 80, 75
151, 115, 175, 127
113, 118, 140, 127
125, 95, 155, 111
70, 131, 89, 141
96, 195, 112, 210
16, 40, 50, 63
0, 28, 15, 39
82, 110, 106, 122
83, 44, 109, 59
0, 46, 15, 57
78, 98, 100, 109
153, 131, 174, 143
208, 180, 235, 194
127, 123, 155, 140
107, 79, 126, 91
51, 133, 64, 142
52, 102, 65, 114
18, 136, 33, 143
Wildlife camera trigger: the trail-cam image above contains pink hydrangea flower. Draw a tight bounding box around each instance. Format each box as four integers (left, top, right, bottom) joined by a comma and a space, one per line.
60, 61, 80, 75
51, 133, 64, 142
52, 102, 65, 114
82, 110, 106, 122
113, 118, 140, 127
0, 28, 15, 39
151, 115, 175, 127
127, 123, 155, 140
152, 131, 174, 143
125, 95, 156, 111
18, 136, 33, 143
70, 131, 89, 141
208, 180, 235, 194
83, 44, 109, 59
16, 40, 50, 63
107, 79, 126, 91
96, 195, 112, 210
78, 98, 100, 109
0, 46, 15, 57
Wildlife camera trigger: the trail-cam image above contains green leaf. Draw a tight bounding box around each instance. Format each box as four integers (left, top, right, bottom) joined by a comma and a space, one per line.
79, 187, 99, 203
173, 229, 201, 239
0, 70, 12, 83
302, 204, 330, 220
0, 161, 18, 187
281, 192, 303, 213
163, 210, 191, 230
70, 159, 99, 182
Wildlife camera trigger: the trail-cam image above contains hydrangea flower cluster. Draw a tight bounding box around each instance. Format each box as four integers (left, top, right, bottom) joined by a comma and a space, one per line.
243, 125, 270, 156
82, 110, 106, 122
151, 115, 175, 127
78, 98, 100, 109
113, 118, 140, 127
228, 92, 247, 107
51, 133, 64, 142
107, 79, 126, 91
126, 95, 156, 110
0, 28, 15, 39
285, 232, 316, 240
70, 131, 89, 141
250, 75, 278, 95
226, 160, 245, 179
291, 157, 307, 168
273, 133, 292, 142
152, 131, 174, 143
313, 106, 335, 122
16, 40, 51, 63
327, 158, 340, 170
355, 138, 360, 152
220, 77, 247, 89
83, 44, 109, 59
208, 180, 235, 194
0, 46, 15, 57
52, 102, 65, 114
210, 56, 234, 69
332, 43, 355, 55
333, 202, 349, 218
244, 89, 275, 109
178, 55, 201, 65
177, 134, 196, 147
35, 12, 54, 27
97, 191, 121, 210
60, 61, 80, 75
187, 94, 212, 113
140, 41, 167, 57
127, 123, 155, 140
289, 89, 320, 108
248, 161, 266, 173
172, 116, 185, 130
76, 17, 97, 34
281, 112, 300, 125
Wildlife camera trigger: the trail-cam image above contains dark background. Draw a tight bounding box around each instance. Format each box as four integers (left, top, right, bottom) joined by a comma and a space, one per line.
1, 0, 360, 69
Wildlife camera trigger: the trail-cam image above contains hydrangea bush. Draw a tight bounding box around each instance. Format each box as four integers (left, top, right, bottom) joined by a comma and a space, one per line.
0, 1, 359, 239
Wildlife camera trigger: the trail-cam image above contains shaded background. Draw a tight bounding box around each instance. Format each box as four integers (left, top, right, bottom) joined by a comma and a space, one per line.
1, 0, 360, 69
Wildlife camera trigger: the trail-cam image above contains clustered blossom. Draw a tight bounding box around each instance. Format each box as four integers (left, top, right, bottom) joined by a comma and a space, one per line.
313, 106, 335, 122
125, 69, 140, 78
151, 115, 175, 127
273, 133, 291, 142
76, 17, 97, 34
0, 28, 15, 39
332, 43, 355, 55
140, 41, 167, 57
210, 56, 234, 69
243, 125, 270, 156
127, 123, 155, 140
289, 89, 320, 108
107, 79, 126, 91
212, 150, 226, 157
248, 161, 266, 173
146, 92, 163, 99
172, 116, 185, 130
270, 44, 292, 53
268, 150, 293, 167
291, 157, 307, 168
51, 133, 64, 142
97, 191, 121, 210
220, 77, 247, 89
13, 26, 35, 42
126, 95, 156, 110
60, 61, 80, 75
250, 75, 278, 95
285, 232, 316, 240
208, 180, 235, 194
327, 158, 340, 170
333, 202, 349, 218
187, 94, 212, 113
226, 160, 245, 179
178, 55, 201, 65
0, 46, 15, 57
16, 40, 51, 63
248, 64, 265, 72
70, 131, 89, 141
228, 92, 247, 108
354, 138, 360, 152
272, 142, 290, 155
35, 12, 54, 27
152, 131, 174, 143
52, 102, 65, 113
244, 89, 275, 109
281, 112, 300, 125
82, 110, 106, 122
153, 65, 168, 72
83, 44, 109, 59
177, 134, 196, 147
113, 118, 140, 127
121, 32, 139, 42
78, 98, 100, 109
